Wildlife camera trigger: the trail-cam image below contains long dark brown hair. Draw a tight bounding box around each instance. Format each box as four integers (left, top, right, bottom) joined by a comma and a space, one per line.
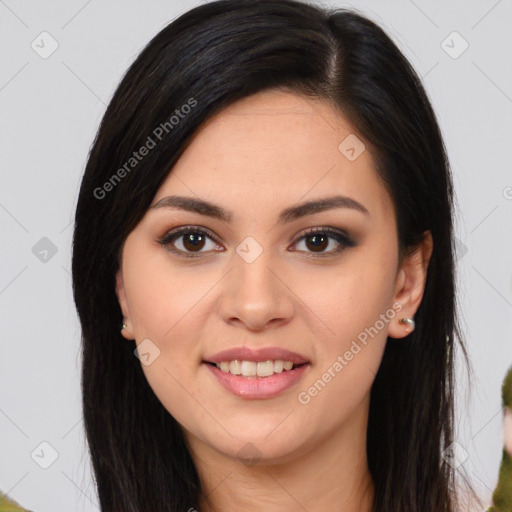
71, 1, 476, 510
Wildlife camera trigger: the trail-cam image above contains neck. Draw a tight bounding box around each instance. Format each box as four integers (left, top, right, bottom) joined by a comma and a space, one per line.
190, 395, 374, 512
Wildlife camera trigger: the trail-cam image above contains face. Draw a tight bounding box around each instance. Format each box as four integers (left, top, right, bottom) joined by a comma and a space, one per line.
116, 89, 431, 466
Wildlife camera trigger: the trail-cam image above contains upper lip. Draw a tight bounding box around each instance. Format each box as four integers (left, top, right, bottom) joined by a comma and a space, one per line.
204, 347, 310, 365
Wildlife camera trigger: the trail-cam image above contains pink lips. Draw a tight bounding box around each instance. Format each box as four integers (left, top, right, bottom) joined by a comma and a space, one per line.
203, 362, 309, 399
202, 346, 310, 399
204, 346, 309, 365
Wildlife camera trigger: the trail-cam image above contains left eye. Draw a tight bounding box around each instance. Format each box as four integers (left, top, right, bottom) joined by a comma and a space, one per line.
292, 227, 356, 256
158, 226, 355, 258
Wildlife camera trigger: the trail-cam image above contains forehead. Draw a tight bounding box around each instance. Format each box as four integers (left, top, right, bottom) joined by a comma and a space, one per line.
152, 89, 393, 223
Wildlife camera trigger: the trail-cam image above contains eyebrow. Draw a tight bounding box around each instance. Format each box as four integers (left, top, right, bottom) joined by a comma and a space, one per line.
149, 194, 370, 223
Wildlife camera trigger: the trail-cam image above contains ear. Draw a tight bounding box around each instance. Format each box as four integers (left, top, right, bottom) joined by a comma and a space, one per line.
388, 230, 433, 339
115, 267, 135, 340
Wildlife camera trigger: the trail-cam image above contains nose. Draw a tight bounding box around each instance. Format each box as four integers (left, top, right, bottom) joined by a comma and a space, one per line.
218, 244, 295, 332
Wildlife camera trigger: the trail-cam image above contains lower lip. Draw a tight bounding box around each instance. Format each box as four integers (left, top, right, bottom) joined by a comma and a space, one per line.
203, 363, 310, 399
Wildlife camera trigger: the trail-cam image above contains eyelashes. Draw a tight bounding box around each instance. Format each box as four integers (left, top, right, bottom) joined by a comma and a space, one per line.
157, 225, 357, 259
158, 226, 223, 259
292, 226, 356, 255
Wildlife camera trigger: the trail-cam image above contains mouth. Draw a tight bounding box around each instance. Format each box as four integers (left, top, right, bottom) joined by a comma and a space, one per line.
202, 359, 311, 399
203, 360, 309, 378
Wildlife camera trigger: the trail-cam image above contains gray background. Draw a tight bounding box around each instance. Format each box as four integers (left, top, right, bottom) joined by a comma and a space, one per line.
1, 0, 511, 510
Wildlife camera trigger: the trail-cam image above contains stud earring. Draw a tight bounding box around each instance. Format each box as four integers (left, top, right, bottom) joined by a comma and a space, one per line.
399, 317, 415, 331
121, 320, 127, 331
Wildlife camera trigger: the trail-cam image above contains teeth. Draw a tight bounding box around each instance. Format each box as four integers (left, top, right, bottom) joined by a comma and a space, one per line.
241, 360, 257, 376
215, 359, 300, 377
229, 360, 242, 375
256, 360, 274, 377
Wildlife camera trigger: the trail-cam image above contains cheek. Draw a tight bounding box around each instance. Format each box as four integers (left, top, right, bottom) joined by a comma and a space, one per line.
123, 244, 211, 343
138, 357, 217, 443
121, 243, 224, 399
305, 251, 398, 355
292, 247, 397, 414
122, 253, 211, 431
293, 275, 392, 434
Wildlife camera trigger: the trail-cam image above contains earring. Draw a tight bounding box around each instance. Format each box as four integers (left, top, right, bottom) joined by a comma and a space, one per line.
121, 319, 127, 331
399, 317, 415, 331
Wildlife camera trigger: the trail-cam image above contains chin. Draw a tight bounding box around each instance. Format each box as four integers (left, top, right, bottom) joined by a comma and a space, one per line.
202, 428, 313, 467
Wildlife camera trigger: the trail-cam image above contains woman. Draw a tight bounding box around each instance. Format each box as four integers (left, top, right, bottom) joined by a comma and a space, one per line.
69, 0, 479, 510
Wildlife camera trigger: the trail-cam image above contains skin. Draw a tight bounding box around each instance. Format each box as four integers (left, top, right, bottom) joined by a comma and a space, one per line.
116, 89, 433, 512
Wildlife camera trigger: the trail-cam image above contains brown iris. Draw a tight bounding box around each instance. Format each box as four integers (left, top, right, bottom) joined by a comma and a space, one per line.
183, 232, 206, 252
305, 233, 329, 253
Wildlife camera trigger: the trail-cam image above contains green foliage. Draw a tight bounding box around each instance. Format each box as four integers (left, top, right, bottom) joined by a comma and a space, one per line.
502, 367, 512, 409
0, 491, 30, 512
490, 449, 512, 512
488, 366, 512, 512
